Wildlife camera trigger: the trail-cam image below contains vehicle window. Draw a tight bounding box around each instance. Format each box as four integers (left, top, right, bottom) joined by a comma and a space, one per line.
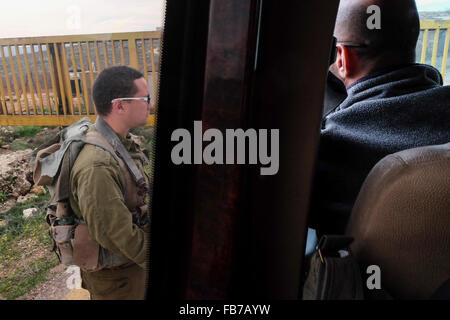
416, 0, 450, 84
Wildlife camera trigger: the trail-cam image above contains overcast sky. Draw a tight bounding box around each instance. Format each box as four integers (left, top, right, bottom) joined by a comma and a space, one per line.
0, 0, 447, 38
416, 0, 450, 11
0, 0, 165, 38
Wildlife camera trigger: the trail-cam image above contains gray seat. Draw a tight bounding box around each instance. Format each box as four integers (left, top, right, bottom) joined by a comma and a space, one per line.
346, 143, 450, 299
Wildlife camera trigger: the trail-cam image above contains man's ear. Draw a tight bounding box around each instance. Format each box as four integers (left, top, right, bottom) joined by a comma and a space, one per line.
333, 45, 359, 84
332, 45, 346, 81
111, 99, 126, 114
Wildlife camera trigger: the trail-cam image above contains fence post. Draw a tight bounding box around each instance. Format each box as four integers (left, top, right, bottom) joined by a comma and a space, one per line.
49, 44, 65, 115
128, 38, 139, 69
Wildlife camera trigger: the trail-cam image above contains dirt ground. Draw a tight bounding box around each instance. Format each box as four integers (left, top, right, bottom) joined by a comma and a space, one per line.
15, 264, 90, 300
16, 264, 71, 300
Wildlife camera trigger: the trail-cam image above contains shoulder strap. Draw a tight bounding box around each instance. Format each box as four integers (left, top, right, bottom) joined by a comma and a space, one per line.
83, 130, 128, 197
94, 116, 148, 192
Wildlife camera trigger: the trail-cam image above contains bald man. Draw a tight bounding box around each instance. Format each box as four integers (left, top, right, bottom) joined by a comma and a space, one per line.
309, 0, 450, 235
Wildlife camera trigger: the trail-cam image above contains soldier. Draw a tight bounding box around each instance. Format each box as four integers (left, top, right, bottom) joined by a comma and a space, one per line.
69, 66, 152, 299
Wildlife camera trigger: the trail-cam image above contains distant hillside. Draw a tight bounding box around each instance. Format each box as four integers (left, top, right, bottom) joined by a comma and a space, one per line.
419, 10, 450, 20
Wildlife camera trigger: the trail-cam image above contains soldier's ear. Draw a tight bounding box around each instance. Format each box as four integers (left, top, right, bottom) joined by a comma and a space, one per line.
111, 99, 126, 114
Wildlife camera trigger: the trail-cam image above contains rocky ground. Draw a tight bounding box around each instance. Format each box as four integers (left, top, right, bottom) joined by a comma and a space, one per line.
0, 126, 90, 300
0, 126, 57, 214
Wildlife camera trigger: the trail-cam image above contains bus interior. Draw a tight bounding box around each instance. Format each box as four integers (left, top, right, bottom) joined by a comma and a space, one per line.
148, 0, 450, 300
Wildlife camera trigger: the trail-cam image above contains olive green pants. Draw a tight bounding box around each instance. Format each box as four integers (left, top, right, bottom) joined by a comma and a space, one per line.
81, 263, 147, 300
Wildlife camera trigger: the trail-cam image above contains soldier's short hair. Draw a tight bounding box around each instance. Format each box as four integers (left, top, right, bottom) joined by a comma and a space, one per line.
93, 66, 144, 116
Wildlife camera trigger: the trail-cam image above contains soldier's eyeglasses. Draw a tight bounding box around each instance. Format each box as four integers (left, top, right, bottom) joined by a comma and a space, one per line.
111, 94, 151, 104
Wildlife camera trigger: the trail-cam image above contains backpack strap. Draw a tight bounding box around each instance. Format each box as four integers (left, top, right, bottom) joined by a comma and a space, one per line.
94, 116, 148, 192
83, 130, 128, 196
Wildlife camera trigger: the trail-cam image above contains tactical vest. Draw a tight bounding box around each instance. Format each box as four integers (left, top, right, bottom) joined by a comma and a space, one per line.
33, 117, 150, 272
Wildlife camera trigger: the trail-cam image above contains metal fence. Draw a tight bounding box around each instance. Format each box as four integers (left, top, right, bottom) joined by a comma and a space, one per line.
0, 31, 160, 126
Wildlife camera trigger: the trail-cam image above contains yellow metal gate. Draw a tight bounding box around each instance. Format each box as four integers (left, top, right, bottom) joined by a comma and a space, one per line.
0, 31, 160, 126
419, 20, 450, 80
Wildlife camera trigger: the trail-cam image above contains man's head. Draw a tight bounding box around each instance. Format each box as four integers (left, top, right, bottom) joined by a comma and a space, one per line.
93, 66, 152, 133
330, 0, 420, 87
93, 65, 145, 116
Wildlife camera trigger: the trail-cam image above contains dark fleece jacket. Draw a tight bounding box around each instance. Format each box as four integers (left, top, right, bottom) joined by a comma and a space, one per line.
310, 63, 450, 235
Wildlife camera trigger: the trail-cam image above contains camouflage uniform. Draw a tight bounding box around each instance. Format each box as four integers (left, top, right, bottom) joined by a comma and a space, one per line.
69, 126, 150, 300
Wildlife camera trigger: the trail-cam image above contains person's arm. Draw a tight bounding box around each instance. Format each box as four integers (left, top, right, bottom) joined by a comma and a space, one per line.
74, 163, 148, 270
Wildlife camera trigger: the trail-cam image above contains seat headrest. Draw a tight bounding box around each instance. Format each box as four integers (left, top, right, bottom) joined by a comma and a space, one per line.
346, 143, 450, 299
